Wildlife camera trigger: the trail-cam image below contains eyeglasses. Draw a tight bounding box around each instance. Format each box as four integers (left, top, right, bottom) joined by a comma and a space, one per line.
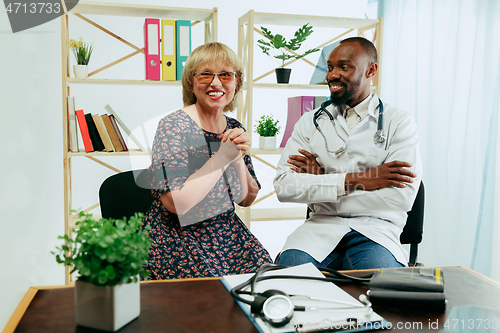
194, 71, 237, 83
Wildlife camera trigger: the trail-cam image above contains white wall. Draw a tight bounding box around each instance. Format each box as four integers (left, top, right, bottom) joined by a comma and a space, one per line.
0, 0, 371, 329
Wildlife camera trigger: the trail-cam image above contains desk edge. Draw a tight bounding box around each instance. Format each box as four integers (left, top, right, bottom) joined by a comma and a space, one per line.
3, 287, 38, 333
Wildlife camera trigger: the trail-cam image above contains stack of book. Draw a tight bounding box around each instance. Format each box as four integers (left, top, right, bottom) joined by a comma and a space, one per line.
67, 98, 146, 153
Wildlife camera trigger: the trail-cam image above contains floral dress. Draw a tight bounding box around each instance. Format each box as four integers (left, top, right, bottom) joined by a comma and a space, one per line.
142, 110, 272, 279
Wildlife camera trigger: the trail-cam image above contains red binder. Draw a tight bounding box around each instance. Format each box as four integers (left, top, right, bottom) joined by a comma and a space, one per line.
75, 109, 93, 152
144, 18, 161, 80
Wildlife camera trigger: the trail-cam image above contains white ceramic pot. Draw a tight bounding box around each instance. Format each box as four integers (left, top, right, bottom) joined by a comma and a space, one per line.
73, 65, 88, 79
75, 279, 140, 331
259, 136, 276, 150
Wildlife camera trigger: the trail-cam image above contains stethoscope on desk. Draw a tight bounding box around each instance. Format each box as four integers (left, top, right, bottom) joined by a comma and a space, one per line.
230, 264, 373, 329
313, 98, 386, 156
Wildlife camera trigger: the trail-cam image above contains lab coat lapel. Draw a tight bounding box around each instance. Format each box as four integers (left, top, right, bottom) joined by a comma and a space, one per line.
331, 104, 350, 136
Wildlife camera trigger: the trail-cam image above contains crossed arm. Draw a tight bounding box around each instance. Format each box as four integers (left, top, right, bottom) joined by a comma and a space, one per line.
288, 149, 416, 192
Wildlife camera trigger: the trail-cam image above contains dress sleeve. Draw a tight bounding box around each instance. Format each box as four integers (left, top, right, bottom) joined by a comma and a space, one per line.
149, 114, 190, 198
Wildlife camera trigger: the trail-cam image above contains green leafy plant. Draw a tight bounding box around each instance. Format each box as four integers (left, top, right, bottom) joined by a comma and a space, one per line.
257, 23, 320, 68
255, 114, 280, 137
52, 212, 151, 287
69, 37, 94, 65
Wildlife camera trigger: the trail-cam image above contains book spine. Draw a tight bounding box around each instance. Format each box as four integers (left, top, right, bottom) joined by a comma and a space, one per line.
92, 114, 114, 152
105, 104, 146, 151
85, 113, 105, 151
102, 114, 123, 152
75, 109, 93, 152
109, 114, 128, 151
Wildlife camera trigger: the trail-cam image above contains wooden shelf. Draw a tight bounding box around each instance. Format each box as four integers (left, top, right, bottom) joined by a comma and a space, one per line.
250, 148, 283, 155
66, 149, 150, 157
236, 207, 306, 221
235, 10, 384, 227
61, 0, 218, 285
67, 1, 216, 22
66, 78, 183, 86
247, 11, 380, 29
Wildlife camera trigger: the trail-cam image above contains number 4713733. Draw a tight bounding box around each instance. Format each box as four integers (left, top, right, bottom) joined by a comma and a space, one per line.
5, 2, 61, 14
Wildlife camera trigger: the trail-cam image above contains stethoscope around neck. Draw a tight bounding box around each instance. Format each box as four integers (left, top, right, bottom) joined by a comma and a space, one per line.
313, 98, 386, 155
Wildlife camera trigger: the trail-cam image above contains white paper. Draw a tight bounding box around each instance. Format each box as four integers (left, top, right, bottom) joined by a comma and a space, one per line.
221, 263, 385, 333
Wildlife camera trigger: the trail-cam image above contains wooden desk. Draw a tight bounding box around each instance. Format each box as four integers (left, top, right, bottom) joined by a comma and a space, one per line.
5, 266, 500, 333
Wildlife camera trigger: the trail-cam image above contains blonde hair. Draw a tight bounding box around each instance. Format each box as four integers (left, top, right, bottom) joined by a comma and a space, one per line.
181, 42, 244, 112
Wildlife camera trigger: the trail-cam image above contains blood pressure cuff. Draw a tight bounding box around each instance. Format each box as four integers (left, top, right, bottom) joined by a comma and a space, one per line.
367, 267, 446, 312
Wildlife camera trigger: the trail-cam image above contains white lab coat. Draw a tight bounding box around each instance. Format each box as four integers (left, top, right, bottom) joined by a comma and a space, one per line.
273, 94, 422, 265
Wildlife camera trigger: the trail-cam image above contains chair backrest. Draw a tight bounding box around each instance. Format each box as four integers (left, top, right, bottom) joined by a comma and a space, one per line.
400, 181, 425, 245
400, 181, 425, 266
99, 169, 154, 220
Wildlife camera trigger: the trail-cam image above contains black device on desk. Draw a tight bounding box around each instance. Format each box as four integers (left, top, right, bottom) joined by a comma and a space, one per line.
368, 267, 446, 312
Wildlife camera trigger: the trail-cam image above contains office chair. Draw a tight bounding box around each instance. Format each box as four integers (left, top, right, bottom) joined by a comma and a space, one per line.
400, 181, 425, 266
299, 181, 425, 267
99, 169, 154, 220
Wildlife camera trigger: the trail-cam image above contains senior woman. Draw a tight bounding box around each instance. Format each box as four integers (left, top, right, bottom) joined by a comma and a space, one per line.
142, 42, 272, 279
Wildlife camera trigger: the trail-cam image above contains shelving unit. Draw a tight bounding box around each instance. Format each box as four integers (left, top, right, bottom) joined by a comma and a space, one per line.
235, 10, 383, 226
60, 0, 217, 284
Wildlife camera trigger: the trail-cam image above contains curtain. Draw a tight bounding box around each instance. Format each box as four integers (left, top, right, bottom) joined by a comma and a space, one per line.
378, 0, 500, 278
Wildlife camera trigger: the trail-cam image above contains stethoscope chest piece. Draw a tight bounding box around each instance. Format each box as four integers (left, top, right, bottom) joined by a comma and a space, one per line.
262, 294, 294, 327
373, 129, 386, 144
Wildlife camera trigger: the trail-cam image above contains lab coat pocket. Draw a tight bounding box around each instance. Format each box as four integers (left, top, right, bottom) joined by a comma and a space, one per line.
368, 146, 388, 168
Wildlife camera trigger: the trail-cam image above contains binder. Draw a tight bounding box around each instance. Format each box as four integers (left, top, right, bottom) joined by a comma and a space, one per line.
161, 19, 176, 81
144, 18, 161, 81
280, 96, 315, 148
75, 109, 93, 152
175, 20, 191, 80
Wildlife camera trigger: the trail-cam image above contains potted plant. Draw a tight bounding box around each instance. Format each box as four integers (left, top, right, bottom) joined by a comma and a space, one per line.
255, 114, 281, 150
257, 23, 319, 84
69, 37, 94, 79
53, 212, 151, 332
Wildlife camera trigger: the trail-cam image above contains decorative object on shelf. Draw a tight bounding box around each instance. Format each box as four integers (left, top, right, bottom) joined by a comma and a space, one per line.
69, 37, 94, 79
52, 212, 151, 332
257, 23, 319, 84
309, 41, 339, 84
255, 114, 280, 150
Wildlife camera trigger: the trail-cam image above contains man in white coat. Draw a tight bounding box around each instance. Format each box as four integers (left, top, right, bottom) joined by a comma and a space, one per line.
274, 37, 422, 269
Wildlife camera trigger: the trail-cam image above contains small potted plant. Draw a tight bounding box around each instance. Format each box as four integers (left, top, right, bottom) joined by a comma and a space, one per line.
255, 114, 281, 150
53, 212, 151, 332
257, 23, 319, 84
69, 37, 94, 79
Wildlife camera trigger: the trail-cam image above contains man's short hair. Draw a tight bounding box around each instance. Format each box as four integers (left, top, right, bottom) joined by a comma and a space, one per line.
339, 37, 377, 64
